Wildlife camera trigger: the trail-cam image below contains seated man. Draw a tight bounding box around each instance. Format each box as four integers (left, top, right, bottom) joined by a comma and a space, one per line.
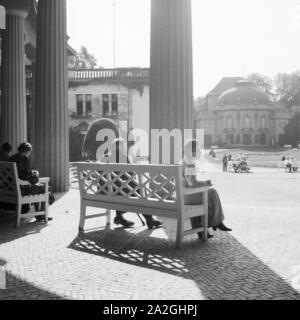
100, 138, 163, 230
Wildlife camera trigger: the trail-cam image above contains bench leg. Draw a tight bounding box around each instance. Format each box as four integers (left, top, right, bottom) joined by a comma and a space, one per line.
176, 218, 184, 249
105, 210, 111, 230
44, 198, 49, 224
15, 203, 22, 228
202, 191, 208, 241
79, 202, 86, 232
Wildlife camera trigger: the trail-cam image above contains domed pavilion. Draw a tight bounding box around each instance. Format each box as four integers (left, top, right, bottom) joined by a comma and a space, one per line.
195, 78, 298, 147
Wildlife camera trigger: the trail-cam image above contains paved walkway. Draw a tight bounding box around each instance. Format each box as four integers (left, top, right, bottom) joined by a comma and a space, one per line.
0, 166, 300, 300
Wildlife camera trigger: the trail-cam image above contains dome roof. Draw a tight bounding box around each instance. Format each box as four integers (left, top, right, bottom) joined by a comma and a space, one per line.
217, 80, 271, 105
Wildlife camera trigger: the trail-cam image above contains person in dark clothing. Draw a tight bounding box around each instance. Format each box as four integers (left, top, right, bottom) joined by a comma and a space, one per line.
11, 143, 53, 220
100, 138, 163, 230
0, 142, 13, 162
222, 154, 228, 172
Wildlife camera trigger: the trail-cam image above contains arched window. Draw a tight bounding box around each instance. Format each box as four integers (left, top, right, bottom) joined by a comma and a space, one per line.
244, 116, 251, 129
226, 116, 233, 129
261, 116, 267, 129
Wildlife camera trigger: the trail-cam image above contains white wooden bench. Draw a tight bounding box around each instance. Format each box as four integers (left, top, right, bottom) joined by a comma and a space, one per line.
76, 163, 209, 248
0, 162, 50, 227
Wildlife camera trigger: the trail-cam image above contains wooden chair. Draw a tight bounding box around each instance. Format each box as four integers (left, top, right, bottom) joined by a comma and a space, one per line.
0, 161, 50, 227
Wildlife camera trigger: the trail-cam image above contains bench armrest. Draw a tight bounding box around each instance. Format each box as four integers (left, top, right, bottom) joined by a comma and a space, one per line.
182, 186, 210, 195
18, 179, 31, 186
39, 177, 50, 184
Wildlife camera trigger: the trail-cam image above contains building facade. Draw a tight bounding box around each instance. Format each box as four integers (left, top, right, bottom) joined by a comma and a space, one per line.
68, 68, 150, 137
195, 78, 300, 147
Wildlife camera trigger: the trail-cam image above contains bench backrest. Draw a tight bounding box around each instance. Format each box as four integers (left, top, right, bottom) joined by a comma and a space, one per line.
76, 163, 183, 213
0, 161, 21, 200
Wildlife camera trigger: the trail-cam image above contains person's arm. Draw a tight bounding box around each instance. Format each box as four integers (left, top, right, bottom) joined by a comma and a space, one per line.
22, 157, 38, 185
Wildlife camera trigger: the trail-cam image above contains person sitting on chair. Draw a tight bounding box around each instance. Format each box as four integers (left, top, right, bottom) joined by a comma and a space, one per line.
182, 139, 232, 239
0, 142, 13, 162
11, 143, 53, 221
101, 138, 163, 230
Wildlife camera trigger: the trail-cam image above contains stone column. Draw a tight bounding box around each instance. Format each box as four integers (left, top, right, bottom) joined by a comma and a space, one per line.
150, 0, 194, 134
34, 0, 69, 192
0, 8, 27, 149
29, 60, 36, 154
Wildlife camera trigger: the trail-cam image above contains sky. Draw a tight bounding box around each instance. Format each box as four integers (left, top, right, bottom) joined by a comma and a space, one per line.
67, 0, 300, 97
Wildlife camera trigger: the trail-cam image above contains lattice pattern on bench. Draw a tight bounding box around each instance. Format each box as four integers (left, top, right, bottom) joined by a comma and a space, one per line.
79, 167, 178, 204
0, 165, 17, 195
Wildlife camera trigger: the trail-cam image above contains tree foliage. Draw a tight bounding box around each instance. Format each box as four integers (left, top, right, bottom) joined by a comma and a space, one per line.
69, 46, 98, 69
69, 127, 85, 162
282, 112, 300, 145
82, 118, 119, 160
274, 71, 300, 108
247, 73, 273, 97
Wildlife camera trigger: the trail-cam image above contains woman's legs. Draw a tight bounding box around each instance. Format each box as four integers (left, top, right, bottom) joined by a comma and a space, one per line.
189, 188, 226, 229
207, 188, 225, 228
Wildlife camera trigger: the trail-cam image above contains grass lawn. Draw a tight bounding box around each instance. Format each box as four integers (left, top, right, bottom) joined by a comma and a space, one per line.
208, 148, 300, 168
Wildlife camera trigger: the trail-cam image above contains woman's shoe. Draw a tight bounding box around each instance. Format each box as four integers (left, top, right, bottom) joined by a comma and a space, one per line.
198, 231, 214, 239
213, 223, 232, 232
145, 217, 163, 230
35, 215, 53, 222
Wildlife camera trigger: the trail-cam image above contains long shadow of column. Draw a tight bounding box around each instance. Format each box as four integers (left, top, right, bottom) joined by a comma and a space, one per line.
0, 259, 63, 300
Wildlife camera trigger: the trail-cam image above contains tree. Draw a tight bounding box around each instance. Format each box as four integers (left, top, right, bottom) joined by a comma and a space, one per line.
68, 46, 98, 69
247, 73, 273, 97
82, 118, 120, 160
282, 112, 300, 146
274, 71, 300, 108
69, 127, 85, 162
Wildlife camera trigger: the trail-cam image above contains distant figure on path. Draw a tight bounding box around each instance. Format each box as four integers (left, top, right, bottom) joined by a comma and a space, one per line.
284, 157, 292, 173
222, 153, 228, 172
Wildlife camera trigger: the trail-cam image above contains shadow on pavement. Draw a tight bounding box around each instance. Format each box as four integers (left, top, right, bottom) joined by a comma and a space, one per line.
0, 258, 63, 300
68, 225, 300, 300
0, 212, 49, 245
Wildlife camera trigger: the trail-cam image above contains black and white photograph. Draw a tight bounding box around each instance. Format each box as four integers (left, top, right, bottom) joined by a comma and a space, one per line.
0, 0, 300, 304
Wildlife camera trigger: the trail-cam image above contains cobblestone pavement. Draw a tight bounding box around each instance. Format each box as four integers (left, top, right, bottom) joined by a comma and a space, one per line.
0, 167, 300, 300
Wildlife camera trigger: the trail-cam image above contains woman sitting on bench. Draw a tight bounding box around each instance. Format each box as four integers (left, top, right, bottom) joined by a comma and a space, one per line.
182, 139, 232, 239
11, 143, 53, 221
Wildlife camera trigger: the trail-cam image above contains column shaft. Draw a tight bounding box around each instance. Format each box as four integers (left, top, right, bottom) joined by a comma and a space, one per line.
0, 13, 27, 149
150, 0, 194, 132
35, 0, 69, 192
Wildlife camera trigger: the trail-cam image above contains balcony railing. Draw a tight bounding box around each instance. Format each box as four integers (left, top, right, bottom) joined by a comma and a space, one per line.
69, 68, 149, 81
25, 68, 150, 82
